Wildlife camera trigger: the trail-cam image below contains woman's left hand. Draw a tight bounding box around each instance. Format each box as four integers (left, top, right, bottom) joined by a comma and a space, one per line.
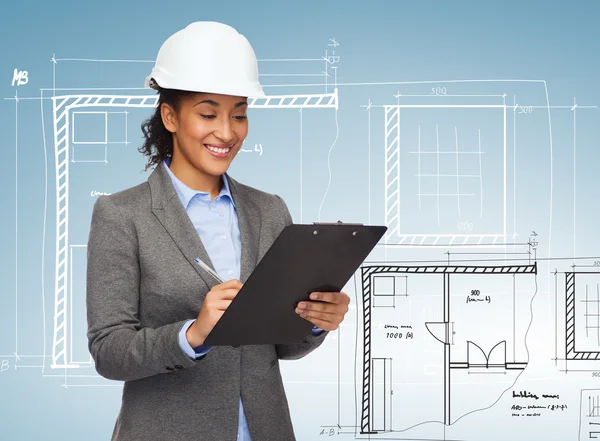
295, 291, 350, 331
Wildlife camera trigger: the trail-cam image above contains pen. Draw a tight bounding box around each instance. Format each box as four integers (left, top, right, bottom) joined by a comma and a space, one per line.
194, 257, 225, 284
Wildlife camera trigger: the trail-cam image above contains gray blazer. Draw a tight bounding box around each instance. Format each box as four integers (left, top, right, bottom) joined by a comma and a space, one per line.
86, 162, 328, 441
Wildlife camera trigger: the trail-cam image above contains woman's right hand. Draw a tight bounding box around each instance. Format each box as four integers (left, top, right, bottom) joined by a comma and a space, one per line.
186, 279, 243, 347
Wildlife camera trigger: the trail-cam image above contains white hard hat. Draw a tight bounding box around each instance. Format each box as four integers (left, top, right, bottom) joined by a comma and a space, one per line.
144, 21, 266, 98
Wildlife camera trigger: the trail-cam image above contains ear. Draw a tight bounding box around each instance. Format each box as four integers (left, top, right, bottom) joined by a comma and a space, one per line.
160, 102, 178, 133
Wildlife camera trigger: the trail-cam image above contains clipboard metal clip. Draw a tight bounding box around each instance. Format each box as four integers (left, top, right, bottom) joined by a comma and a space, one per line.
312, 221, 364, 226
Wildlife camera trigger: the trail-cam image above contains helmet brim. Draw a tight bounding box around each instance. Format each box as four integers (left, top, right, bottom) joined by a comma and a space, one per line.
144, 75, 266, 98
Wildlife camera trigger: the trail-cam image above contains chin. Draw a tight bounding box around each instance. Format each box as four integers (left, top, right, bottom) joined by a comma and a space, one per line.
192, 165, 224, 177
193, 150, 235, 174
195, 160, 231, 176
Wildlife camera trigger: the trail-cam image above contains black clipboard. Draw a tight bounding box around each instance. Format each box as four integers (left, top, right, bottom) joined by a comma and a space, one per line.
203, 222, 387, 346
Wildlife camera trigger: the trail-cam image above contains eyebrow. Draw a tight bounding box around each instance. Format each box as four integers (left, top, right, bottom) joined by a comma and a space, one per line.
193, 99, 248, 108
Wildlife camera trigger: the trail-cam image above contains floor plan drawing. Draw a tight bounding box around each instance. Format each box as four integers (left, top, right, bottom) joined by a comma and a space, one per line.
357, 259, 537, 435
579, 389, 600, 440
565, 272, 600, 362
383, 100, 508, 247
553, 270, 600, 375
2, 5, 600, 440
49, 90, 339, 369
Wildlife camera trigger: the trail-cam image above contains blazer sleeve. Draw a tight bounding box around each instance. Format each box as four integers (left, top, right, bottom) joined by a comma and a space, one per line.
272, 195, 329, 360
86, 195, 205, 382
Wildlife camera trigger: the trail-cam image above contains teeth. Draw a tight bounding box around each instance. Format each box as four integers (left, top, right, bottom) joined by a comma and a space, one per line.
206, 144, 232, 154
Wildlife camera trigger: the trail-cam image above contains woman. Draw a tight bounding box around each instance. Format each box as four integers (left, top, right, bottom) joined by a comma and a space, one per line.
86, 21, 350, 441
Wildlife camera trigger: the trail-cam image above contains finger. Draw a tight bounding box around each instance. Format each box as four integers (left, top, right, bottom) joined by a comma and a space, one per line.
215, 288, 241, 300
206, 288, 239, 302
207, 299, 234, 311
299, 312, 337, 331
216, 279, 243, 290
215, 299, 234, 310
309, 291, 350, 305
296, 300, 347, 315
297, 308, 341, 323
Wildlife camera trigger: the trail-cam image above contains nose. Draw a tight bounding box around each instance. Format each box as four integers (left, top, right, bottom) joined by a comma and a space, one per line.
214, 117, 234, 143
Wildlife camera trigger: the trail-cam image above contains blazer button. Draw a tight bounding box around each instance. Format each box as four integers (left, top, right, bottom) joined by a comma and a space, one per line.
174, 365, 183, 369
165, 366, 175, 371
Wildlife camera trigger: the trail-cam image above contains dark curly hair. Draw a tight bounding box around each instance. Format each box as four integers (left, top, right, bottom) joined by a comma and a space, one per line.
138, 85, 197, 171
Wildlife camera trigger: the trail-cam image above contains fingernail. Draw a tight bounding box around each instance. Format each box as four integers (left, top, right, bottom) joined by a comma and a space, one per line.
310, 293, 319, 300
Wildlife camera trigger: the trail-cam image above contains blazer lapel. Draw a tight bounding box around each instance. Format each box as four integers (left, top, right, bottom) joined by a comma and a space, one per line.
148, 163, 216, 288
148, 163, 262, 287
225, 173, 261, 283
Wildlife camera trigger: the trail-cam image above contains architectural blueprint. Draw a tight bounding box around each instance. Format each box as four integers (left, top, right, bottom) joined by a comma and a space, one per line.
1, 2, 599, 440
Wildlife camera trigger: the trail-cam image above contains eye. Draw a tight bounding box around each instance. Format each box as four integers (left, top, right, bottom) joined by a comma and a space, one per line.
234, 115, 248, 121
200, 114, 216, 119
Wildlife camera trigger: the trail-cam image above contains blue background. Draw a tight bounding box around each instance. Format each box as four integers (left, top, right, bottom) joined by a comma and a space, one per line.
1, 1, 599, 440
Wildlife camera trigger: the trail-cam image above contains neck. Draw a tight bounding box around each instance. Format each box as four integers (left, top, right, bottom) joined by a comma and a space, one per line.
168, 153, 222, 199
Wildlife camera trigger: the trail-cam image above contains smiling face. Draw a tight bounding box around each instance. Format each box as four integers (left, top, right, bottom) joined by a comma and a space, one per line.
160, 92, 249, 192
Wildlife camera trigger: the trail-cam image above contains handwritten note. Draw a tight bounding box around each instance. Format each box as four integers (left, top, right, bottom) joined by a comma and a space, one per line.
511, 390, 566, 417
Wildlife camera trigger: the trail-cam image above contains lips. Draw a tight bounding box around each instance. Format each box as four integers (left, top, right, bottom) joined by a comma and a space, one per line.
204, 143, 233, 158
